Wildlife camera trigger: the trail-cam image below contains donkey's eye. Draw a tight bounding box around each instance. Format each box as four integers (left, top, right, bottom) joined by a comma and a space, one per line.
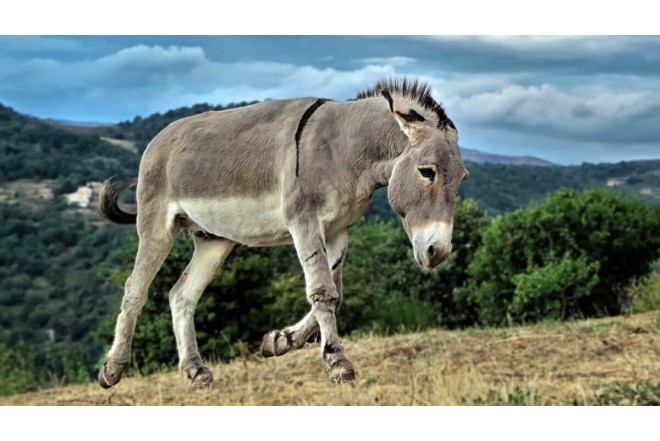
418, 167, 436, 181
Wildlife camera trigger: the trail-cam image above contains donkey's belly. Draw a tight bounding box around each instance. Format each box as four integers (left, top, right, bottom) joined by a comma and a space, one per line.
178, 195, 292, 247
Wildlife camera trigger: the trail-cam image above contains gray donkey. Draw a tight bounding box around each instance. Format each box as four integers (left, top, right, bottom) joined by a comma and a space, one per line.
98, 78, 468, 389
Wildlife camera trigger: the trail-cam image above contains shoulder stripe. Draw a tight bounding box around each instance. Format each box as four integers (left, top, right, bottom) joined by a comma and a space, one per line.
295, 98, 329, 177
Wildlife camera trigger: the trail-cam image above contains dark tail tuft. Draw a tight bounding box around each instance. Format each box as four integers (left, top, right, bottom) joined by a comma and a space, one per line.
99, 178, 138, 224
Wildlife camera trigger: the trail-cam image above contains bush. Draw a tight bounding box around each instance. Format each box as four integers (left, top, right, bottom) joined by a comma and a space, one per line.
628, 261, 660, 313
468, 189, 660, 326
0, 342, 49, 396
511, 255, 600, 322
367, 292, 438, 334
586, 380, 660, 406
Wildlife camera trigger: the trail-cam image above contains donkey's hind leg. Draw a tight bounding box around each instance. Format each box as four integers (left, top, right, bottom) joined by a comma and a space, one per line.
98, 214, 177, 389
169, 235, 234, 390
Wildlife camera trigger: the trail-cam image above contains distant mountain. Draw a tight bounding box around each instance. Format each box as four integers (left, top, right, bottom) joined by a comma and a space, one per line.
43, 119, 113, 135
45, 119, 113, 128
460, 147, 555, 166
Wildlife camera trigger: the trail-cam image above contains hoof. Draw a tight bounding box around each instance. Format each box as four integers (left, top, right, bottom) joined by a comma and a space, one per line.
189, 366, 214, 390
327, 359, 356, 384
98, 361, 126, 389
261, 331, 290, 358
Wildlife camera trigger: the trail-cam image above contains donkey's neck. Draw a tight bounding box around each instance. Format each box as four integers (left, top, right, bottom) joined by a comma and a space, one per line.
341, 98, 409, 192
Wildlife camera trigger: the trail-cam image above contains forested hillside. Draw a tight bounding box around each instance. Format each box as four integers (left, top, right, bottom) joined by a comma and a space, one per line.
459, 159, 660, 215
368, 158, 660, 218
95, 101, 258, 154
1, 101, 658, 396
0, 104, 139, 190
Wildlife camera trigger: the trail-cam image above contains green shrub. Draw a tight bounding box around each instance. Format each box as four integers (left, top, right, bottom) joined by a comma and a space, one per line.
511, 255, 600, 322
367, 293, 438, 334
628, 262, 660, 313
0, 342, 49, 396
469, 385, 543, 406
468, 189, 660, 326
585, 380, 660, 406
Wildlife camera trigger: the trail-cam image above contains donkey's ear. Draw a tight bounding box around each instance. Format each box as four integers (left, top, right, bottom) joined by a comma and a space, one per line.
381, 89, 426, 140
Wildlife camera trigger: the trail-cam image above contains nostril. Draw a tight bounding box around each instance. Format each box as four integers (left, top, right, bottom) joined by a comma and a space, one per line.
427, 245, 435, 257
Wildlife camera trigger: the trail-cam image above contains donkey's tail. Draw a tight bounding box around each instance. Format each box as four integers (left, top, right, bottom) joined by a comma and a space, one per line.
99, 178, 138, 224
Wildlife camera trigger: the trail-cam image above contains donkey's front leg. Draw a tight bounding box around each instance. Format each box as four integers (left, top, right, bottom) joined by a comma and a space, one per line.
291, 221, 354, 383
261, 229, 348, 358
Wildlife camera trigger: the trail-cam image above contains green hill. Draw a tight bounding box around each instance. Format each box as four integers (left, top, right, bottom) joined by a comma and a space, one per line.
460, 159, 660, 215
367, 159, 660, 219
0, 104, 142, 381
93, 101, 258, 155
0, 103, 139, 189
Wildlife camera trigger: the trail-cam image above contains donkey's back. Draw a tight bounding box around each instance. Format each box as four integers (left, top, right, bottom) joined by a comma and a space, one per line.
144, 97, 319, 201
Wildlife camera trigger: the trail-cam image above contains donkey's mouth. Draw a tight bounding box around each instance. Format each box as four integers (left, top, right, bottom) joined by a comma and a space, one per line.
412, 222, 453, 268
414, 245, 450, 269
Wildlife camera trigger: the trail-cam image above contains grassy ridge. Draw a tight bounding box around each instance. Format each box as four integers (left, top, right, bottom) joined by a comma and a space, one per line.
3, 311, 658, 406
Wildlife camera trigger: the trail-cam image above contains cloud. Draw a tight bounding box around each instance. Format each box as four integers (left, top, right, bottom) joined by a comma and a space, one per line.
0, 44, 402, 120
458, 36, 633, 58
419, 36, 660, 77
0, 36, 83, 58
355, 56, 415, 66
176, 63, 397, 107
1, 38, 659, 163
449, 83, 660, 144
89, 45, 208, 87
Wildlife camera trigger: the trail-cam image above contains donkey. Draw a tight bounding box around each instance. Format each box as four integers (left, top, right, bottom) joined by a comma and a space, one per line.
97, 78, 468, 389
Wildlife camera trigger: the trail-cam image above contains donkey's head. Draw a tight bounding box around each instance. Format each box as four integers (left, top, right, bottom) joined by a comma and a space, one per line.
383, 89, 468, 268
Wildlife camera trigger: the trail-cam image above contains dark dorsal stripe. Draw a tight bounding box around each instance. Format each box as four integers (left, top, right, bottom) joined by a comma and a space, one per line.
295, 98, 329, 177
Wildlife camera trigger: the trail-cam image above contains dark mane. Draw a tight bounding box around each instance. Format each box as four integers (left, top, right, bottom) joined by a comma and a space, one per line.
353, 78, 455, 129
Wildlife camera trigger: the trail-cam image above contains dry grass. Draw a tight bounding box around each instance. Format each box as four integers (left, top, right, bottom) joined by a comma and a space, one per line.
2, 312, 658, 406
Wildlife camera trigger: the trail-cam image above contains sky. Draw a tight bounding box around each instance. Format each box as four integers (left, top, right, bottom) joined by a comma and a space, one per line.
1, 35, 660, 165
